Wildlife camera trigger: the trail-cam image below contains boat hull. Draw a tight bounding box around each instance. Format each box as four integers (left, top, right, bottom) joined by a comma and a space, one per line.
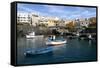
46, 40, 67, 45
24, 46, 53, 56
24, 50, 52, 56
26, 35, 44, 39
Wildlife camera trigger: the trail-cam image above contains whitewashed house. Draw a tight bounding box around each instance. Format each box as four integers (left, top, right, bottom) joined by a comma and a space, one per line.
75, 18, 91, 28
80, 18, 91, 27
17, 12, 31, 24
31, 13, 40, 26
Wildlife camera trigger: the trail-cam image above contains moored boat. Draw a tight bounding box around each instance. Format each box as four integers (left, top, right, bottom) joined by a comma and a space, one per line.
46, 35, 67, 45
26, 32, 44, 38
26, 32, 35, 38
46, 39, 67, 45
24, 46, 53, 56
88, 34, 94, 40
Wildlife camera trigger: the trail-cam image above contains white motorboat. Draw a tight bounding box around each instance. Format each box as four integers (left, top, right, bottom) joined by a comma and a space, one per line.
26, 35, 35, 38
46, 39, 67, 45
26, 32, 44, 38
76, 33, 80, 36
26, 35, 44, 39
88, 34, 93, 40
46, 35, 67, 45
26, 32, 35, 38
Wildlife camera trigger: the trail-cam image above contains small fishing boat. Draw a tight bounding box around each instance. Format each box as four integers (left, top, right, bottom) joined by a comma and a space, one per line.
46, 35, 67, 45
76, 32, 80, 36
88, 34, 94, 40
26, 32, 44, 39
24, 46, 53, 56
46, 40, 67, 45
26, 32, 35, 38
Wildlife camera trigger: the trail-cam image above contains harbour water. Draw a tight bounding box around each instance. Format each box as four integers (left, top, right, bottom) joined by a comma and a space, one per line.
17, 36, 97, 65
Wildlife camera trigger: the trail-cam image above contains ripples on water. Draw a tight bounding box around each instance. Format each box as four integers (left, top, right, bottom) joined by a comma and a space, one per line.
17, 36, 97, 65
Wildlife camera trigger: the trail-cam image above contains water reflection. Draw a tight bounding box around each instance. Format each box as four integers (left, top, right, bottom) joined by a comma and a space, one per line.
89, 40, 92, 45
17, 36, 97, 65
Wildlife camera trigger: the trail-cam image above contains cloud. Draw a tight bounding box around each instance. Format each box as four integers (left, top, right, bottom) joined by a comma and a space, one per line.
17, 4, 51, 16
43, 5, 96, 19
43, 5, 71, 15
17, 3, 96, 19
17, 4, 35, 12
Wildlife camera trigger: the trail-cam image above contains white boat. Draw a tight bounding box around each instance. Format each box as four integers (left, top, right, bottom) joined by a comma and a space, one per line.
26, 35, 35, 38
76, 33, 80, 36
46, 40, 67, 45
88, 34, 93, 40
26, 32, 44, 38
26, 35, 44, 39
26, 32, 35, 38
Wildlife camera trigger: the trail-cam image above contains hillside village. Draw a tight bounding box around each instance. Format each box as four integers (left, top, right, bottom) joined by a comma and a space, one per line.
17, 12, 96, 37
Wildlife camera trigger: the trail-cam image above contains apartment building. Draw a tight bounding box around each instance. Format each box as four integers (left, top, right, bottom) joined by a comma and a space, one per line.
31, 13, 40, 26
17, 12, 31, 24
75, 18, 91, 28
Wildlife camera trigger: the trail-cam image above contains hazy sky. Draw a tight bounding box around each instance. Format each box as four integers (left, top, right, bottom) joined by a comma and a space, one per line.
17, 3, 96, 20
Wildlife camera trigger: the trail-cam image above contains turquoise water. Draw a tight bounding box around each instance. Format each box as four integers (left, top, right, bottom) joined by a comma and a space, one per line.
17, 36, 97, 65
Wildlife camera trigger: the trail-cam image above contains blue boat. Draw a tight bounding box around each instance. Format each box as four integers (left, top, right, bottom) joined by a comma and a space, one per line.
24, 46, 53, 56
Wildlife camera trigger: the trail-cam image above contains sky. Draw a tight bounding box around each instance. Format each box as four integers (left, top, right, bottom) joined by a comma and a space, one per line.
17, 3, 96, 20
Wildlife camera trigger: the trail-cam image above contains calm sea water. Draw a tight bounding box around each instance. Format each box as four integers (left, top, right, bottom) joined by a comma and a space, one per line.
17, 36, 97, 65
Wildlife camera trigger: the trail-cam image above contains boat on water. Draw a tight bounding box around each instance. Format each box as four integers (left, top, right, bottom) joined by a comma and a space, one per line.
26, 35, 44, 39
88, 34, 94, 40
46, 40, 67, 45
24, 46, 53, 56
26, 32, 44, 39
46, 35, 67, 45
76, 32, 80, 36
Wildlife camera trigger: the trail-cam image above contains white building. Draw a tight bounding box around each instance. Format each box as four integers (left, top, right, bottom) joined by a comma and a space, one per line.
58, 19, 66, 27
17, 12, 31, 24
75, 18, 91, 28
80, 18, 91, 27
31, 13, 40, 26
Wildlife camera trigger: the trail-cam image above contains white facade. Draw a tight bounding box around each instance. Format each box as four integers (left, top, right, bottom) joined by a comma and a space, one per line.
80, 18, 91, 27
75, 18, 91, 28
80, 21, 90, 27
31, 13, 40, 26
17, 13, 31, 24
58, 19, 65, 27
